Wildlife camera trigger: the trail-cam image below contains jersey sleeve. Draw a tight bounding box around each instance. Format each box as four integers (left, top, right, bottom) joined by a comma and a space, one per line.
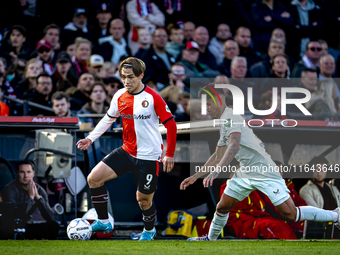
223, 116, 242, 137
152, 92, 173, 124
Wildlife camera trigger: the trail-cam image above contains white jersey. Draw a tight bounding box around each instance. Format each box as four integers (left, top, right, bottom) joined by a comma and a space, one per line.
217, 107, 280, 178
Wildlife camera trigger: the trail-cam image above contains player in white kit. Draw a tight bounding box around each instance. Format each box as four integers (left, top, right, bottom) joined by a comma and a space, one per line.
180, 86, 340, 241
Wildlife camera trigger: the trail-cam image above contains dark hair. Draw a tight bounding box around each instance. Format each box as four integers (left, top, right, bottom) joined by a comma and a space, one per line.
309, 156, 329, 165
43, 24, 61, 35
198, 84, 225, 100
170, 62, 185, 72
301, 68, 318, 76
272, 53, 289, 67
89, 81, 107, 95
8, 25, 27, 38
119, 57, 146, 77
168, 24, 182, 35
51, 91, 70, 105
18, 160, 35, 171
36, 72, 52, 83
306, 41, 320, 51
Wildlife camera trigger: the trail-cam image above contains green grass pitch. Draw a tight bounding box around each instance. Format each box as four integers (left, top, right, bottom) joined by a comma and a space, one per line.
0, 240, 340, 255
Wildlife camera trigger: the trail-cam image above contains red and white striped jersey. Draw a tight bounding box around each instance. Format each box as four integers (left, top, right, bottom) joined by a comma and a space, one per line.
89, 85, 173, 161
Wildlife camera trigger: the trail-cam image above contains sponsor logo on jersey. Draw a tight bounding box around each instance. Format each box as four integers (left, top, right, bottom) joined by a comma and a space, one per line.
142, 100, 149, 108
144, 184, 150, 190
224, 118, 232, 128
121, 113, 151, 119
121, 101, 126, 105
166, 105, 171, 113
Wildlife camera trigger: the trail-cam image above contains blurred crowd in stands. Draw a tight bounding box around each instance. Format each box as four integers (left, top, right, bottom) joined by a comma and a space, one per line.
0, 0, 340, 123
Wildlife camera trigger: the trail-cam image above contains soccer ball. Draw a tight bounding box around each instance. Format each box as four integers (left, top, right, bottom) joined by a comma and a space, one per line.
67, 218, 92, 240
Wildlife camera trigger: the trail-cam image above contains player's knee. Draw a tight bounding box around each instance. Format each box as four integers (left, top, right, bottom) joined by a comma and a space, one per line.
281, 209, 297, 222
216, 202, 233, 214
87, 174, 99, 188
137, 198, 151, 210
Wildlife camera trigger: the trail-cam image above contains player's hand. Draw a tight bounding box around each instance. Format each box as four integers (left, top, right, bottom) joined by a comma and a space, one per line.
27, 179, 35, 200
76, 138, 92, 151
163, 156, 174, 173
203, 172, 219, 188
180, 176, 197, 190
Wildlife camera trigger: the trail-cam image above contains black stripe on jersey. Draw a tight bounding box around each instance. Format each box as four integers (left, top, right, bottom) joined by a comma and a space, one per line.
106, 113, 116, 118
162, 116, 173, 125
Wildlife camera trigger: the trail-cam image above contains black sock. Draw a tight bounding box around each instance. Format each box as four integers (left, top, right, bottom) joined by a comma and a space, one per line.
90, 186, 109, 219
142, 204, 156, 231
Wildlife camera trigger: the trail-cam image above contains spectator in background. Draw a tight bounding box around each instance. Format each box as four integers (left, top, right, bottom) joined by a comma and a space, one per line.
72, 37, 92, 77
1, 161, 60, 240
287, 0, 323, 59
155, 0, 192, 26
229, 56, 260, 107
35, 39, 56, 75
175, 91, 190, 122
23, 72, 54, 116
62, 8, 93, 46
66, 42, 76, 59
51, 91, 74, 117
103, 62, 117, 79
290, 68, 333, 116
193, 26, 218, 70
218, 40, 240, 77
141, 28, 176, 90
270, 28, 286, 45
51, 51, 78, 90
16, 58, 43, 99
183, 21, 195, 43
258, 90, 286, 120
234, 26, 261, 68
95, 19, 131, 64
103, 76, 124, 106
43, 24, 61, 51
251, 0, 293, 54
165, 24, 185, 60
300, 156, 340, 210
134, 28, 152, 59
318, 39, 329, 58
179, 41, 220, 85
0, 58, 10, 116
88, 54, 106, 79
90, 3, 113, 43
318, 54, 339, 113
208, 24, 233, 65
320, 0, 340, 50
291, 41, 322, 78
167, 62, 187, 91
260, 54, 291, 94
77, 82, 108, 127
0, 25, 31, 69
250, 39, 286, 78
66, 72, 94, 110
126, 0, 165, 55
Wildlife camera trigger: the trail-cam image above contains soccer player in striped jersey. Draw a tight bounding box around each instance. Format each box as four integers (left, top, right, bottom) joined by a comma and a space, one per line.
77, 57, 177, 241
180, 86, 340, 241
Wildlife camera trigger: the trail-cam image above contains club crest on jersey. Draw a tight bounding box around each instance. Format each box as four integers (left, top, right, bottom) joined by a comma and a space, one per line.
142, 100, 149, 108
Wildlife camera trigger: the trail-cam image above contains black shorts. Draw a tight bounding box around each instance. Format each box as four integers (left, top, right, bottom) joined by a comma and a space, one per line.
102, 147, 161, 194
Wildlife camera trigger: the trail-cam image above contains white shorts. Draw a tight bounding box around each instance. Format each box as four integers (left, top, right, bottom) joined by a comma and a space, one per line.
224, 177, 290, 206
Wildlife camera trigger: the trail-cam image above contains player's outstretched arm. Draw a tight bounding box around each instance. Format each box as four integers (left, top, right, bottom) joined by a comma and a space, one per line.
203, 133, 240, 187
76, 138, 92, 151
